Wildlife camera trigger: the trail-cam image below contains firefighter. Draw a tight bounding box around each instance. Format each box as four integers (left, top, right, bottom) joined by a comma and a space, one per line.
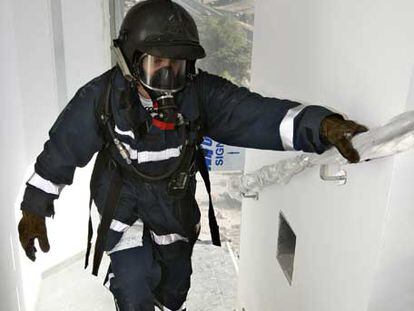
17, 0, 367, 310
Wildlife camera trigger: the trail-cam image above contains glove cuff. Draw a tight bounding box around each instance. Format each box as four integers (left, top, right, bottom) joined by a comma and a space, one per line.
20, 184, 58, 218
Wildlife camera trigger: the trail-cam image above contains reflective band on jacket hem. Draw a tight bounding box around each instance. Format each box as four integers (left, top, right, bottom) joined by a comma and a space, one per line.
110, 219, 130, 232
150, 231, 189, 245
137, 146, 182, 164
27, 172, 65, 195
279, 104, 306, 150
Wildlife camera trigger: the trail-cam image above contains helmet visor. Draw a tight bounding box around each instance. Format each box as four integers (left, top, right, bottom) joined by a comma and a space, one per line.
138, 54, 187, 93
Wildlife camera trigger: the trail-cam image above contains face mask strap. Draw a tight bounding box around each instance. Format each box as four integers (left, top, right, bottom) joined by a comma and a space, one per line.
111, 39, 136, 82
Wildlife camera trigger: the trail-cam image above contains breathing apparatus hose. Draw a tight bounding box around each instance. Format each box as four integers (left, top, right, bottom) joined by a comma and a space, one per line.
103, 69, 193, 182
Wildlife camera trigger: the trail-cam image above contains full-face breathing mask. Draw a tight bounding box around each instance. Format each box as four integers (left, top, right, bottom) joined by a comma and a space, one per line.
134, 53, 188, 128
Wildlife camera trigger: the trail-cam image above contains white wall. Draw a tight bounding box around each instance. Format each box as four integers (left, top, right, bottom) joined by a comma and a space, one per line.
1, 0, 27, 309
1, 0, 62, 309
367, 71, 414, 311
238, 1, 414, 311
1, 0, 111, 310
39, 0, 111, 271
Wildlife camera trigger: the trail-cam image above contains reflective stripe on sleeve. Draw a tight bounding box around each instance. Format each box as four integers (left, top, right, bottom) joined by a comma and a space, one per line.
279, 104, 306, 150
27, 172, 65, 195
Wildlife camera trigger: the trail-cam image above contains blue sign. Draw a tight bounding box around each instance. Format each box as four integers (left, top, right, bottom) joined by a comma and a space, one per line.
201, 137, 245, 171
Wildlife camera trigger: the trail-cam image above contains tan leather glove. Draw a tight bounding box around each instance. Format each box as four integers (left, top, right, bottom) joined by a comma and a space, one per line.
320, 115, 368, 163
18, 210, 50, 261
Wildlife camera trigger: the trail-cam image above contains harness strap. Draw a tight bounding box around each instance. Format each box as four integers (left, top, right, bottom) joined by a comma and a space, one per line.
191, 78, 221, 247
84, 196, 93, 269
92, 159, 123, 276
84, 148, 123, 276
85, 69, 116, 273
196, 147, 221, 246
84, 149, 110, 270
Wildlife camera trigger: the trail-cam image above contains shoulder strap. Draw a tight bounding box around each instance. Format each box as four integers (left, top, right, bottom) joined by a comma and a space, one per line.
196, 146, 221, 246
85, 68, 121, 275
95, 67, 118, 145
192, 73, 221, 246
84, 148, 111, 270
92, 160, 123, 276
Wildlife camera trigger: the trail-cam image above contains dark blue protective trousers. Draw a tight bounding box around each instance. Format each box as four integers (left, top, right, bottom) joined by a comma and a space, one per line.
105, 225, 196, 311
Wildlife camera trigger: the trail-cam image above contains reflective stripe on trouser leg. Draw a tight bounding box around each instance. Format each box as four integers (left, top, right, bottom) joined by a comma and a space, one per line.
164, 301, 186, 311
155, 300, 186, 311
152, 233, 196, 311
150, 230, 189, 245
106, 227, 162, 311
114, 298, 120, 311
110, 219, 131, 232
104, 272, 115, 290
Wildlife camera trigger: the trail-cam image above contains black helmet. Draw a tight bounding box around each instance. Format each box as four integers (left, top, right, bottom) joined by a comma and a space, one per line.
115, 0, 205, 70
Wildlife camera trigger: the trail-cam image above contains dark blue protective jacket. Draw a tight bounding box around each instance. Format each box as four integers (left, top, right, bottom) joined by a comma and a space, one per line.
21, 66, 337, 253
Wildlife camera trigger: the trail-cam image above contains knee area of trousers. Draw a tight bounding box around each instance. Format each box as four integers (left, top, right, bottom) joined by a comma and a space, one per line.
110, 275, 155, 310
115, 292, 154, 311
119, 261, 161, 290
156, 288, 189, 311
116, 301, 152, 311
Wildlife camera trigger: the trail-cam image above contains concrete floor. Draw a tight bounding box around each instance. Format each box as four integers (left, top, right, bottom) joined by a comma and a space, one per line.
36, 242, 238, 311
